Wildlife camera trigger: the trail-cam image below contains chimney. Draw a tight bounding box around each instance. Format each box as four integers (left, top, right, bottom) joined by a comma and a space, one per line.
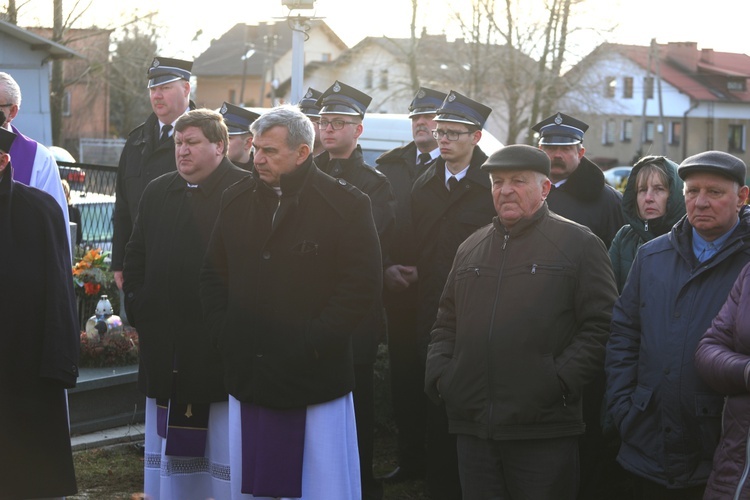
700, 48, 715, 65
665, 42, 699, 71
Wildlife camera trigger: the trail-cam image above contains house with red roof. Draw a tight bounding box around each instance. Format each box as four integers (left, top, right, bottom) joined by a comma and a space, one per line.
562, 41, 750, 169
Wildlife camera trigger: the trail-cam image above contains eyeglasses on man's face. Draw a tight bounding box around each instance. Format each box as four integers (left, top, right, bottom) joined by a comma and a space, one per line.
318, 119, 358, 130
432, 128, 472, 141
0, 103, 14, 108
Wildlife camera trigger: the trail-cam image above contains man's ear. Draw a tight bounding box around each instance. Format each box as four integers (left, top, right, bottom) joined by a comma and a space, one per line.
296, 143, 311, 165
0, 152, 9, 175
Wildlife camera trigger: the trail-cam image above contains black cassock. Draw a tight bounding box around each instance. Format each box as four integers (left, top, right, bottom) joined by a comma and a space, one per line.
0, 166, 79, 499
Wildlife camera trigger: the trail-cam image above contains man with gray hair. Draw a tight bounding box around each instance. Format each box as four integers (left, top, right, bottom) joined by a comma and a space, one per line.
201, 105, 382, 499
123, 108, 249, 498
0, 73, 70, 250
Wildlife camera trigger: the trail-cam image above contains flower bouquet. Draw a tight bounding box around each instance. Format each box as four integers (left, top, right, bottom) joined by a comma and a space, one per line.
72, 248, 119, 334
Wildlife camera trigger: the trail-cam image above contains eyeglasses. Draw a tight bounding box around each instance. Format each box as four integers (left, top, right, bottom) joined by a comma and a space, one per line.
0, 103, 13, 107
319, 119, 358, 130
433, 129, 472, 141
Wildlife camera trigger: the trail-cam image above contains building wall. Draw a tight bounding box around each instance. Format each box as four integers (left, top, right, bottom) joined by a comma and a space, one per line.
0, 32, 54, 145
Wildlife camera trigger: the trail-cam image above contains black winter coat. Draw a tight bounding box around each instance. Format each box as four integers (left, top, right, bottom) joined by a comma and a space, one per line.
547, 156, 624, 247
411, 146, 496, 343
200, 157, 383, 409
376, 141, 432, 311
0, 167, 79, 498
123, 158, 249, 403
316, 145, 395, 363
112, 105, 195, 271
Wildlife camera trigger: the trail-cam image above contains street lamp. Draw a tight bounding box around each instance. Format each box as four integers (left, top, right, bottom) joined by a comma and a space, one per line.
282, 0, 316, 104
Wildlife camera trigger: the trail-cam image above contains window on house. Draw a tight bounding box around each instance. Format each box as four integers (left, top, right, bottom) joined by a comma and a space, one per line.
622, 119, 633, 142
644, 121, 655, 143
727, 78, 747, 91
669, 121, 682, 145
228, 89, 236, 104
379, 69, 389, 90
321, 53, 331, 62
729, 124, 746, 152
62, 91, 71, 117
623, 77, 634, 98
365, 69, 373, 89
603, 119, 616, 145
644, 77, 654, 99
605, 77, 616, 98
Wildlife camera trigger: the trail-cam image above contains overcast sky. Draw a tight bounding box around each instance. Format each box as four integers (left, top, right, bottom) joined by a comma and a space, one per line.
13, 0, 750, 62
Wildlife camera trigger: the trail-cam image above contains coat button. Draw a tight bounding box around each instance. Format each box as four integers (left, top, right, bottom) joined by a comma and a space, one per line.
127, 292, 134, 298
337, 179, 346, 186
256, 353, 263, 358
262, 250, 271, 259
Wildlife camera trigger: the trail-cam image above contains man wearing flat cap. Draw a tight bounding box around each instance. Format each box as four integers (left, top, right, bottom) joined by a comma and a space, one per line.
410, 90, 497, 499
425, 144, 617, 499
606, 151, 750, 498
220, 102, 260, 171
375, 87, 445, 484
112, 56, 195, 292
314, 80, 395, 500
298, 87, 325, 156
533, 112, 623, 247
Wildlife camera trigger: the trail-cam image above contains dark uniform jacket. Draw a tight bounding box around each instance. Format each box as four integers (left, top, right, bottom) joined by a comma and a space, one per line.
607, 206, 750, 488
112, 104, 195, 271
316, 145, 395, 363
547, 156, 624, 247
376, 141, 432, 311
0, 167, 79, 498
200, 156, 382, 409
426, 205, 617, 440
122, 158, 249, 403
411, 146, 495, 344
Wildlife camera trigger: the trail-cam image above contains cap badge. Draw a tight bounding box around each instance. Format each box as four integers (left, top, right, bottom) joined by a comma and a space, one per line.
417, 89, 425, 98
448, 93, 456, 102
333, 82, 341, 93
304, 90, 313, 98
554, 113, 563, 125
220, 104, 228, 114
152, 59, 160, 69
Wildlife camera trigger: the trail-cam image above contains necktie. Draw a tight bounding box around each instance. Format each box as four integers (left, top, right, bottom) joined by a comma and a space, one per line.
160, 124, 173, 144
448, 176, 459, 192
418, 153, 432, 166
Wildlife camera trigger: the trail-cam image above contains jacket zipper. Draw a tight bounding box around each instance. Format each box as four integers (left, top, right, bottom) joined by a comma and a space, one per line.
531, 264, 566, 274
487, 233, 509, 436
644, 220, 649, 232
734, 425, 750, 500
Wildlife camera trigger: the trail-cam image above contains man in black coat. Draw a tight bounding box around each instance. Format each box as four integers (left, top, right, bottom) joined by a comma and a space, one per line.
376, 87, 445, 483
532, 112, 624, 500
314, 80, 395, 500
0, 126, 80, 498
112, 57, 195, 291
123, 109, 249, 498
411, 90, 496, 499
200, 105, 382, 498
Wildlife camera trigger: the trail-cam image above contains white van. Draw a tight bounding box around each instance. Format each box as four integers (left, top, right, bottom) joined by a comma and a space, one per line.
359, 113, 504, 166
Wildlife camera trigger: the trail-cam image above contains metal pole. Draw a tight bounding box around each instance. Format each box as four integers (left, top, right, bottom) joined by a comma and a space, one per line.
290, 16, 306, 104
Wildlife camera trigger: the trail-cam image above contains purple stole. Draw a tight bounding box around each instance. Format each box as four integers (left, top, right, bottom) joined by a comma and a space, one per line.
155, 398, 210, 457
241, 402, 307, 497
8, 125, 38, 186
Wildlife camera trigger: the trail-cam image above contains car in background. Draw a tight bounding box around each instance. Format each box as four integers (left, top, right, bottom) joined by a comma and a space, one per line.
69, 192, 115, 258
603, 166, 633, 188
359, 113, 504, 165
50, 145, 86, 192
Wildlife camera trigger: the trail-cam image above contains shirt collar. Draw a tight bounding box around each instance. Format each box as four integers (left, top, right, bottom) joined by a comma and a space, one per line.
692, 217, 740, 262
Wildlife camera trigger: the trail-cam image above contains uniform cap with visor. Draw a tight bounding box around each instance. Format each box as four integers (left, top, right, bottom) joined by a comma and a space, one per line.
219, 102, 260, 136
435, 90, 492, 128
316, 81, 372, 117
532, 112, 589, 146
147, 57, 193, 89
408, 87, 447, 118
299, 88, 323, 118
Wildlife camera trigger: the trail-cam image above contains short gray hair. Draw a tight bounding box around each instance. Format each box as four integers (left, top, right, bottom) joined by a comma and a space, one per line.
0, 73, 22, 107
250, 105, 314, 150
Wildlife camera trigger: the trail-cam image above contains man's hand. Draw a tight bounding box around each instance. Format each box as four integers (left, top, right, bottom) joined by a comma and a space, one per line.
114, 270, 124, 290
383, 265, 418, 292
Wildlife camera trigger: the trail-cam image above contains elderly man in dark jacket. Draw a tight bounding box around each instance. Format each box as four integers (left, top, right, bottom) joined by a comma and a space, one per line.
112, 57, 195, 290
426, 145, 617, 499
200, 105, 382, 499
607, 151, 750, 498
0, 126, 80, 498
123, 109, 249, 498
